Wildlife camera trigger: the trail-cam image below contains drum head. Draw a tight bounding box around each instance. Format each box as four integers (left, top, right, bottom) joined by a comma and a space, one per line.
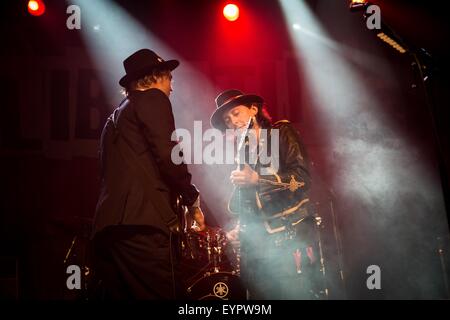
186, 272, 246, 300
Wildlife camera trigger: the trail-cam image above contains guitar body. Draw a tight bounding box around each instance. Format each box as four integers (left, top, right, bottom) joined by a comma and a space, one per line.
229, 116, 311, 235
228, 179, 310, 234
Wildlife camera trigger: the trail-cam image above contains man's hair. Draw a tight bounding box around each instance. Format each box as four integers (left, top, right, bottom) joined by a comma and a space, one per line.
246, 103, 272, 128
122, 68, 171, 95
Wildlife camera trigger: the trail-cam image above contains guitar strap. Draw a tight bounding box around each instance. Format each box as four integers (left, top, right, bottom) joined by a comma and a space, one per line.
230, 122, 310, 234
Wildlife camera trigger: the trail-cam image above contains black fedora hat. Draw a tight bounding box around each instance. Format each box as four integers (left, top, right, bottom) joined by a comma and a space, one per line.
210, 89, 264, 132
119, 49, 179, 87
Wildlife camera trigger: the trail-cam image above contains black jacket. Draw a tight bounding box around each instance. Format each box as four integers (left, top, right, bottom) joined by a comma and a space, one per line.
92, 88, 198, 237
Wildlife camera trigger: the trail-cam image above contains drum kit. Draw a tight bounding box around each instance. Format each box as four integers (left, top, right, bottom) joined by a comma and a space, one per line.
180, 227, 246, 300
59, 207, 332, 300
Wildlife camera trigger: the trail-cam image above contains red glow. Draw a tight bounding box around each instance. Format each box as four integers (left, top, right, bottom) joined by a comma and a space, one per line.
28, 0, 46, 16
223, 4, 239, 22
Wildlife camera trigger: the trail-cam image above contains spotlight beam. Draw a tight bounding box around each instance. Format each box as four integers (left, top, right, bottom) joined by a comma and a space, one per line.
350, 2, 450, 221
281, 1, 450, 299
69, 0, 231, 230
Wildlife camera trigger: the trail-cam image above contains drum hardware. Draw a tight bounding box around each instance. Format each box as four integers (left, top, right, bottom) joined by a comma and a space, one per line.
180, 226, 243, 300
182, 228, 238, 282
60, 216, 93, 299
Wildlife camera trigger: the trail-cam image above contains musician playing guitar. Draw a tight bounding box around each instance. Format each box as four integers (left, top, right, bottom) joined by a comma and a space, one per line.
210, 89, 320, 299
91, 49, 206, 300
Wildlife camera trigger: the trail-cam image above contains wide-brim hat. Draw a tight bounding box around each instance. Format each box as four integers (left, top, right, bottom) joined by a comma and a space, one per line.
210, 89, 264, 132
119, 49, 179, 87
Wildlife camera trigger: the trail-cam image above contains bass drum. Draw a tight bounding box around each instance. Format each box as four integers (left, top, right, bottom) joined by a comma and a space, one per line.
186, 272, 246, 300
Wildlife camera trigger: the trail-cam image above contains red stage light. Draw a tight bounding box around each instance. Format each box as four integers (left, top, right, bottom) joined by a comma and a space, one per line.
223, 4, 239, 22
28, 0, 46, 16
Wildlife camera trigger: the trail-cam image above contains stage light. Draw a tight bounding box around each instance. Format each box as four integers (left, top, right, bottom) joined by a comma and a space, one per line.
28, 0, 46, 16
377, 32, 407, 54
349, 0, 369, 12
223, 4, 239, 22
349, 1, 409, 55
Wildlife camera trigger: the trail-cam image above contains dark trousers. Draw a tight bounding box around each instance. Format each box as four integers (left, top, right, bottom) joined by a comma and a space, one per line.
90, 225, 183, 300
241, 245, 321, 300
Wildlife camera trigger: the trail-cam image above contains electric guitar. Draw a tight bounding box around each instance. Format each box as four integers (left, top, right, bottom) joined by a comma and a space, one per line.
228, 117, 310, 234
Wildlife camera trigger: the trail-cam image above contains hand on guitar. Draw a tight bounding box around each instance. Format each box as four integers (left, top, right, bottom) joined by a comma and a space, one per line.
188, 206, 206, 232
226, 224, 240, 242
230, 164, 259, 186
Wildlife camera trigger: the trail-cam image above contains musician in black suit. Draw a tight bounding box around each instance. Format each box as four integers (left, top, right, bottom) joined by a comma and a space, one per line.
91, 49, 205, 299
210, 89, 320, 299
